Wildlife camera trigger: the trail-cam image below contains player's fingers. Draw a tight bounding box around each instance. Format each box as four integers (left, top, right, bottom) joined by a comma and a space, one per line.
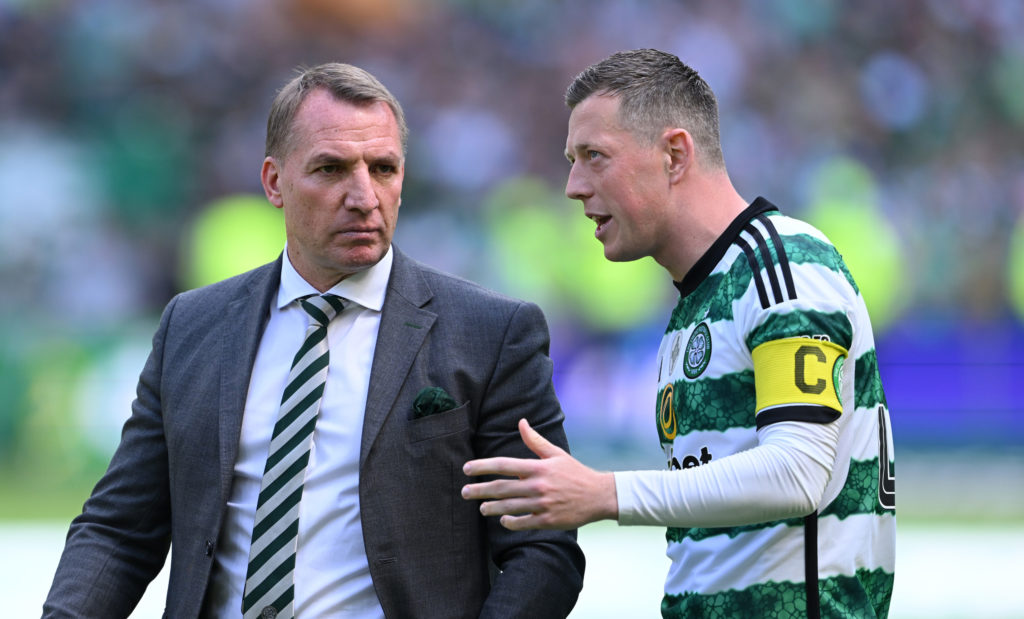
461, 478, 533, 501
499, 513, 547, 531
462, 455, 537, 478
478, 496, 538, 518
518, 418, 566, 460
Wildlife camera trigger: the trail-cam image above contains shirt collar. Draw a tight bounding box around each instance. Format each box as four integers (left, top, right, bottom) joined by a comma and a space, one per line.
673, 196, 779, 298
277, 244, 393, 312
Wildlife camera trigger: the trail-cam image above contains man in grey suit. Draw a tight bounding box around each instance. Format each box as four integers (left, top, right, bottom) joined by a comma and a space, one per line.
43, 62, 584, 618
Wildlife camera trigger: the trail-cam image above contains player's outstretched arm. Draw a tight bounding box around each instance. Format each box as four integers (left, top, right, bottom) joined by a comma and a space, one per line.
462, 418, 618, 530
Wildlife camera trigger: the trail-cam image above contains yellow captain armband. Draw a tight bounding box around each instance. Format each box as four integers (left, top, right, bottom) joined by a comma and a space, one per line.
752, 337, 848, 415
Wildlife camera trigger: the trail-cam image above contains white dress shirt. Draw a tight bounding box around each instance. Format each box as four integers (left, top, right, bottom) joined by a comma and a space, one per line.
205, 247, 392, 618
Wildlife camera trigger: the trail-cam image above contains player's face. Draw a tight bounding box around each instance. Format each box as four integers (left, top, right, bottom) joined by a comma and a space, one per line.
262, 89, 404, 291
565, 94, 672, 264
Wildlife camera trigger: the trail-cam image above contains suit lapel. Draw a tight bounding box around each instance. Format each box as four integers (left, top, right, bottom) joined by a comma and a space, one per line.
217, 258, 281, 504
361, 248, 435, 466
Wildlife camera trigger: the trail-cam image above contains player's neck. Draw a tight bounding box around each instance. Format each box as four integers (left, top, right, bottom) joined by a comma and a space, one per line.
659, 174, 747, 281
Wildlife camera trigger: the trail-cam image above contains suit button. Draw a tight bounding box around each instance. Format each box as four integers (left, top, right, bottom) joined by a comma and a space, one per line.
205, 540, 214, 557
260, 606, 277, 618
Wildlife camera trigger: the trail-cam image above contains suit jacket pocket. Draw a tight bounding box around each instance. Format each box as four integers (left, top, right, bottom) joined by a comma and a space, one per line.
408, 401, 470, 443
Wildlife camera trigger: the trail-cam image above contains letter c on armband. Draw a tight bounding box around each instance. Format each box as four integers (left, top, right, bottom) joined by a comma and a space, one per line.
752, 337, 847, 415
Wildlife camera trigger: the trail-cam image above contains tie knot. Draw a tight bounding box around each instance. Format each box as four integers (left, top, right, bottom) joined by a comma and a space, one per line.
299, 294, 345, 326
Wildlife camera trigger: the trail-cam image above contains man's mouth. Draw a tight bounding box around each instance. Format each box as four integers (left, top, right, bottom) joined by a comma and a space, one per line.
337, 227, 379, 236
588, 214, 611, 236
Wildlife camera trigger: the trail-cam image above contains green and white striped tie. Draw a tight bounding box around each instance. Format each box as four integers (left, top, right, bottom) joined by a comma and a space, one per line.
242, 293, 345, 619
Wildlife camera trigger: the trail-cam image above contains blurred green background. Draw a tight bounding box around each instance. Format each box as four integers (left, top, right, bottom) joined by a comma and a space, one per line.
2, 0, 1023, 616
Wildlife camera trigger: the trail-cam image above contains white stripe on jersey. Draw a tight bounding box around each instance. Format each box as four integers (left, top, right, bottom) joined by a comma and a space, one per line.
662, 512, 896, 596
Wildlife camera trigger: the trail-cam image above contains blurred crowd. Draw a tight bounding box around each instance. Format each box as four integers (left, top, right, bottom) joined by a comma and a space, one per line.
2, 0, 1023, 491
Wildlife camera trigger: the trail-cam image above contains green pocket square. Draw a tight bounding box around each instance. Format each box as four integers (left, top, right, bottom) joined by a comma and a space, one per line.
412, 387, 458, 419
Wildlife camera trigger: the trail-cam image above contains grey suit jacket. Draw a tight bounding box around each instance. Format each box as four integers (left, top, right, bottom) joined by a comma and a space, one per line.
43, 247, 585, 618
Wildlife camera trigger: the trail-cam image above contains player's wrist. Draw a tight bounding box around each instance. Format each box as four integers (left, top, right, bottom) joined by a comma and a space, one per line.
597, 471, 619, 522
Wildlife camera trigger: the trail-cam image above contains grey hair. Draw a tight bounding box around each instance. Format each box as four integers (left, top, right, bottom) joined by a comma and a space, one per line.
265, 62, 408, 158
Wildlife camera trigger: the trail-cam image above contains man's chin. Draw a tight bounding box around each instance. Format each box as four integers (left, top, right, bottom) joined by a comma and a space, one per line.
601, 244, 626, 262
602, 245, 644, 264
332, 244, 389, 274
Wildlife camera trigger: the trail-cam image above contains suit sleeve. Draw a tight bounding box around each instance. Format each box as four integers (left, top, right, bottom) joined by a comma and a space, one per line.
42, 298, 177, 619
474, 301, 585, 619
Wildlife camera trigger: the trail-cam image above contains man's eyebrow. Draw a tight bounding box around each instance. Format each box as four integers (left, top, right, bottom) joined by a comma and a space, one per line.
308, 152, 350, 166
370, 151, 403, 164
307, 151, 402, 168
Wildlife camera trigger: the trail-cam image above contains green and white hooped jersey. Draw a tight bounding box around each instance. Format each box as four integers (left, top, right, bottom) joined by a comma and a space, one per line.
655, 198, 895, 618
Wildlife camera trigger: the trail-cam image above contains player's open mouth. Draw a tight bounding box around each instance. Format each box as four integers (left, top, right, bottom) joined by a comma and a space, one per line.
589, 214, 611, 237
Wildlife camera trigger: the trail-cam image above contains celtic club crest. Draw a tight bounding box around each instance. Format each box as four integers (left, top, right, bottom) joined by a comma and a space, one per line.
683, 322, 712, 379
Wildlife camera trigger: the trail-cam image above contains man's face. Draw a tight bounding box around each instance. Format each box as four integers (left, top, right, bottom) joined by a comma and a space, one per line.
262, 89, 404, 290
565, 94, 671, 264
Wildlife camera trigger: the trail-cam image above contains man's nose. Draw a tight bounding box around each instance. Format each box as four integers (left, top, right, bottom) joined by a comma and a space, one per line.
343, 166, 379, 211
565, 162, 590, 201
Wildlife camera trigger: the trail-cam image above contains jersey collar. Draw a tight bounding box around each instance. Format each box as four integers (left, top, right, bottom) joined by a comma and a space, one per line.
673, 196, 779, 298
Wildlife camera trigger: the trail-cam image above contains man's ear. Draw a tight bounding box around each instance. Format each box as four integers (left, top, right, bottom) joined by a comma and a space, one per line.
261, 157, 284, 208
663, 128, 694, 184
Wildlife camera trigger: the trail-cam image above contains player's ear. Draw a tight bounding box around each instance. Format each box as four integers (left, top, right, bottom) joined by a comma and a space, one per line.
663, 128, 694, 184
262, 157, 284, 208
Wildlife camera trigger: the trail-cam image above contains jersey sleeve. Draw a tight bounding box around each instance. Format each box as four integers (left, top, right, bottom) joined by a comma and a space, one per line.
742, 233, 858, 428
616, 419, 838, 527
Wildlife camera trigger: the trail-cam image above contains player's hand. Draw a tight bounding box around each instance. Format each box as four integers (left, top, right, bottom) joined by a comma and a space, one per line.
461, 418, 618, 530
